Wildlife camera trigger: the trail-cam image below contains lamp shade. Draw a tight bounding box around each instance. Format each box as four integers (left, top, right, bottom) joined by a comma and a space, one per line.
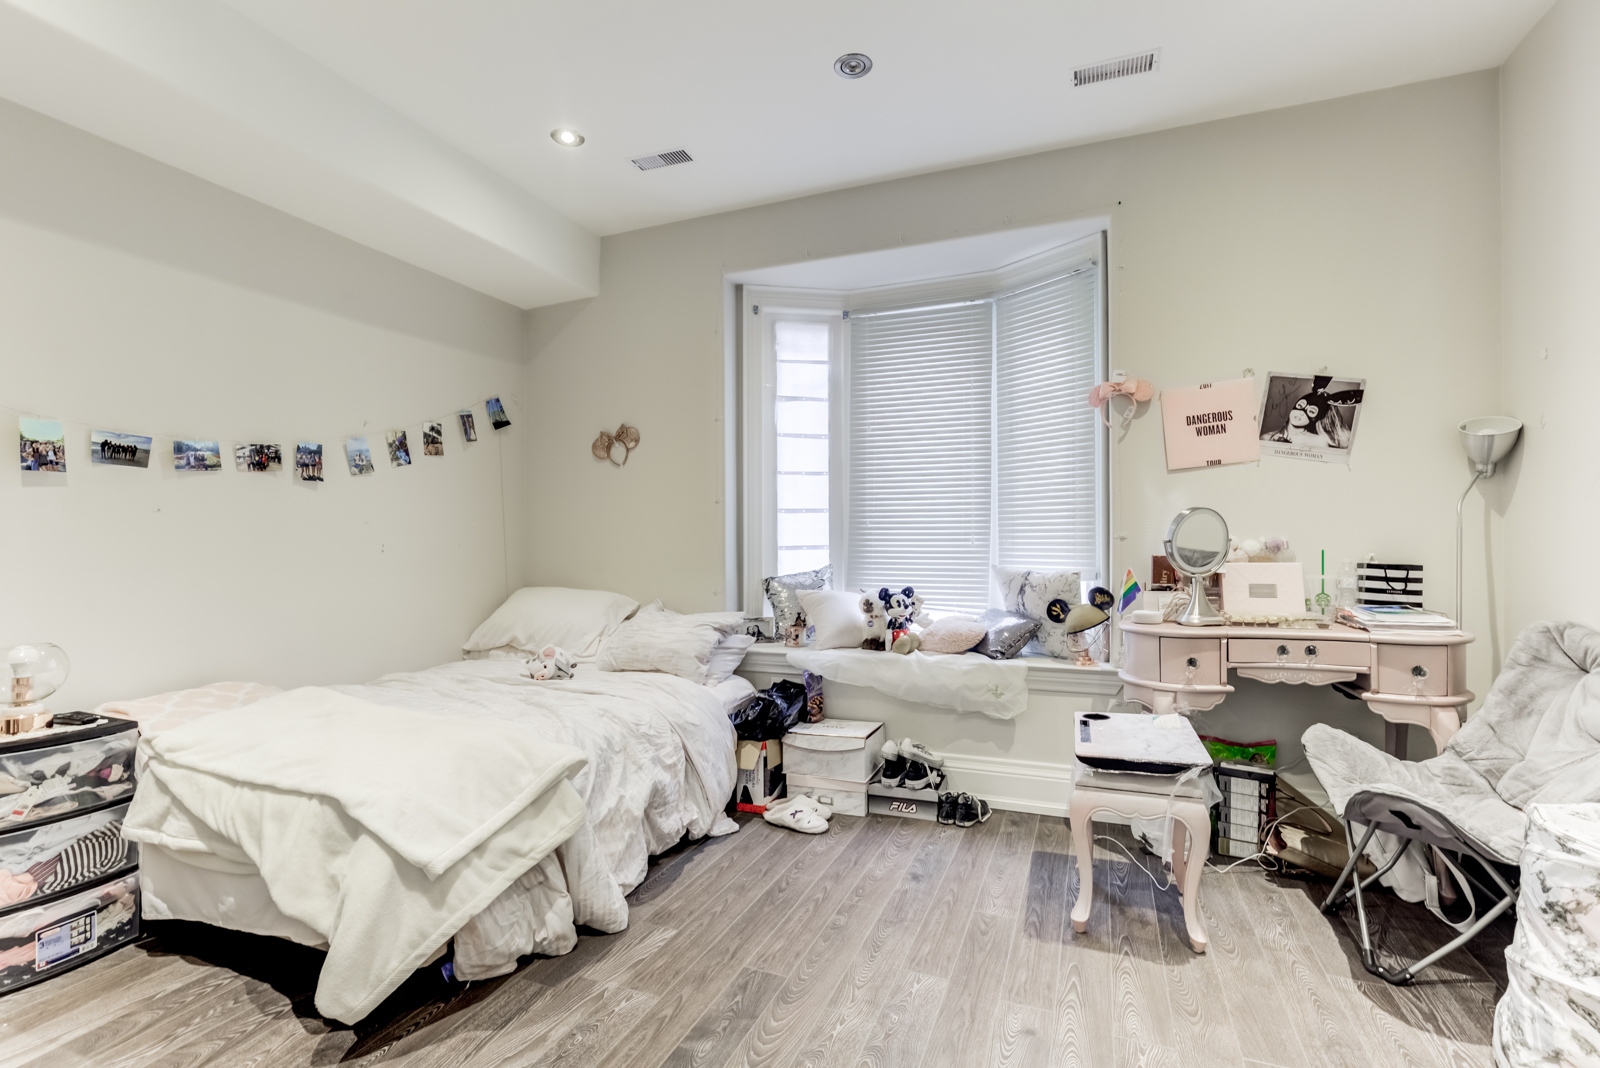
5, 644, 69, 707
1458, 416, 1522, 476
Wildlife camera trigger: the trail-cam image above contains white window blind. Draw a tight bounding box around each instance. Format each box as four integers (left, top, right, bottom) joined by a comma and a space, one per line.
847, 303, 995, 612
845, 262, 1101, 614
773, 320, 831, 575
996, 269, 1101, 574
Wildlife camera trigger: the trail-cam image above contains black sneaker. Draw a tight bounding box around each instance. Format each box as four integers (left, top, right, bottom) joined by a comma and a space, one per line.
880, 741, 907, 786
902, 759, 937, 791
937, 792, 959, 825
954, 793, 991, 828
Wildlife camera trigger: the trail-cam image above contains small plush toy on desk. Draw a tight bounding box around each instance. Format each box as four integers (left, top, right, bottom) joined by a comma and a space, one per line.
878, 586, 925, 654
528, 645, 576, 681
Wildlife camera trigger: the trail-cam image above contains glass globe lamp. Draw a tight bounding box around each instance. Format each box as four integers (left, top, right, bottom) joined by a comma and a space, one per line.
5, 643, 70, 709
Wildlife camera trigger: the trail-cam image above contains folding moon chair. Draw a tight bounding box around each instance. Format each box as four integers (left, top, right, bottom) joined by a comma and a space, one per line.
1320, 789, 1516, 985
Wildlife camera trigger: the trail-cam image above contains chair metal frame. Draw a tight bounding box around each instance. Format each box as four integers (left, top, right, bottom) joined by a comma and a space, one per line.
1320, 790, 1516, 985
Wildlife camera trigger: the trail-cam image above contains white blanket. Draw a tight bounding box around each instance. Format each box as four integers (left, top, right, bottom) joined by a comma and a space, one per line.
124, 687, 589, 1023
787, 648, 1029, 718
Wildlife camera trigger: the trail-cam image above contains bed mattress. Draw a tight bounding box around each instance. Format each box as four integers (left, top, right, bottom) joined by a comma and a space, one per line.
120, 666, 751, 981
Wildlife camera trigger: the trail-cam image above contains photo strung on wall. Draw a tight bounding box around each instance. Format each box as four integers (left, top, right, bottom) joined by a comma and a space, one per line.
13, 396, 510, 483
1258, 372, 1366, 465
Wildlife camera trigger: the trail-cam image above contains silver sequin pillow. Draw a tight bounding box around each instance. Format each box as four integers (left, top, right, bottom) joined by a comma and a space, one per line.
763, 565, 833, 630
971, 610, 1041, 660
995, 566, 1081, 658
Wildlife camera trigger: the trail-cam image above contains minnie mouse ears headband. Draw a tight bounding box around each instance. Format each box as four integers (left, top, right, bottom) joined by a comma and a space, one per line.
591, 424, 641, 466
1087, 375, 1154, 427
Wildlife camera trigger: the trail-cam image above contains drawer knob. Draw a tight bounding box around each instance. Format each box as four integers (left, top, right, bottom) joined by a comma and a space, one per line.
1276, 644, 1289, 657
1411, 664, 1429, 678
1304, 644, 1319, 658
1186, 656, 1198, 669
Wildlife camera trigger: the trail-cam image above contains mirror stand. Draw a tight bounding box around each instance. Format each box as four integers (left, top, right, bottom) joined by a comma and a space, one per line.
1176, 573, 1225, 626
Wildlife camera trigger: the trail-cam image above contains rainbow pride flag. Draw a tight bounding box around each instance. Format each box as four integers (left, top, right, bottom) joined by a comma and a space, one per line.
1118, 568, 1142, 613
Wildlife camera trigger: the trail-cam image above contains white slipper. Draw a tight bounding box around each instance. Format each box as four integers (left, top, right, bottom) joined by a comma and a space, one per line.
764, 800, 829, 834
788, 793, 833, 820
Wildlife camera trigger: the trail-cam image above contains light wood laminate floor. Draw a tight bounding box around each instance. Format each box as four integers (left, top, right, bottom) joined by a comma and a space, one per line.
1, 813, 1511, 1068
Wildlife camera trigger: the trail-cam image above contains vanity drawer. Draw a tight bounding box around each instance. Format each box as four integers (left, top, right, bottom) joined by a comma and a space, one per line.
1374, 645, 1453, 697
1228, 637, 1372, 670
1160, 638, 1223, 685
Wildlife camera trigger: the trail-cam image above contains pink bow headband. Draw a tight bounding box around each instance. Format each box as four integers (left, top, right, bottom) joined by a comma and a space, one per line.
1087, 376, 1154, 426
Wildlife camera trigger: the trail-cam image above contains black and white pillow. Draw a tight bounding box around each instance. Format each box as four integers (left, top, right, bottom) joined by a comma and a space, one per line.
994, 566, 1081, 658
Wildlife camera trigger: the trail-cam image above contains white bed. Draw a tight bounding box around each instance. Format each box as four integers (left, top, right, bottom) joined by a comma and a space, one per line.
110, 659, 749, 1014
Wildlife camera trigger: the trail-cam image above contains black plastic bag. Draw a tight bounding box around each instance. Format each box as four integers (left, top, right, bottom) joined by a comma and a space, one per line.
730, 678, 806, 740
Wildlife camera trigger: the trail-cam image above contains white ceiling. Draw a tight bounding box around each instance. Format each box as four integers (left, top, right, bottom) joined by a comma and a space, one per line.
0, 1, 1555, 306
219, 0, 1553, 237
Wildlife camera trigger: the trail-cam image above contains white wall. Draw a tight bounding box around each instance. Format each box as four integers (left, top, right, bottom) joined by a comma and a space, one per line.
0, 97, 530, 711
528, 72, 1502, 770
1498, 0, 1600, 639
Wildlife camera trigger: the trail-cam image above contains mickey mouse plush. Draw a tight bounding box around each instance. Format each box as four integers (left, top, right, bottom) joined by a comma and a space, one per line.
878, 586, 925, 654
859, 593, 890, 651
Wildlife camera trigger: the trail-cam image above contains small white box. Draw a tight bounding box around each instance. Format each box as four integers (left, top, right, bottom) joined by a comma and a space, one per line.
1219, 562, 1306, 617
867, 779, 941, 821
783, 719, 885, 782
787, 772, 868, 817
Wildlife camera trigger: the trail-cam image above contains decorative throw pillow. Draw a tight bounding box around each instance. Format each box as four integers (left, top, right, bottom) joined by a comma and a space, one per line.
596, 601, 744, 683
797, 588, 867, 650
971, 610, 1041, 660
919, 615, 987, 655
763, 565, 833, 631
995, 567, 1082, 658
705, 634, 757, 685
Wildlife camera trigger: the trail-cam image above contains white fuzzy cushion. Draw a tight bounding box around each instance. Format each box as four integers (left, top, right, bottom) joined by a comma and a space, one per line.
919, 615, 987, 654
463, 586, 640, 659
797, 589, 867, 650
596, 602, 744, 683
995, 567, 1082, 658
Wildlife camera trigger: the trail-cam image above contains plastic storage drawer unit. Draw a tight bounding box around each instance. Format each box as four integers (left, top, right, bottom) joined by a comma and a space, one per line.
0, 871, 140, 993
0, 718, 138, 832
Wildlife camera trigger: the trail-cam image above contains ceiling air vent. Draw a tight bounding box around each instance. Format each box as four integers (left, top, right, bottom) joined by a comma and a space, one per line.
631, 149, 693, 171
1073, 49, 1160, 88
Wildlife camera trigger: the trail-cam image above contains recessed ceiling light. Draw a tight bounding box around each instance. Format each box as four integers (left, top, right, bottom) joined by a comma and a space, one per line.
550, 128, 585, 147
834, 53, 872, 79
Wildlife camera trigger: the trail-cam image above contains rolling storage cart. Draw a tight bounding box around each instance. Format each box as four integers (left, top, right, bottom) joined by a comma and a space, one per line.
0, 716, 141, 994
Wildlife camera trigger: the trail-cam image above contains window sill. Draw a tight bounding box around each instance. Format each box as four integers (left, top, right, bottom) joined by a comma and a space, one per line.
737, 644, 1122, 697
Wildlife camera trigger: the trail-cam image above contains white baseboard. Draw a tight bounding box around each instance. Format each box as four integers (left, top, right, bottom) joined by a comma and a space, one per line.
934, 750, 1073, 818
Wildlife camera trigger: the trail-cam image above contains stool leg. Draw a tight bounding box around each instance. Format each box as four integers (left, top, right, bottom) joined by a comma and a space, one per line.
1070, 797, 1094, 934
1176, 804, 1208, 953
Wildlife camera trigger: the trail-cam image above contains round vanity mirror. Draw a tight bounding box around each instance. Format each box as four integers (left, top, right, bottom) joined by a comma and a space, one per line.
1164, 507, 1229, 626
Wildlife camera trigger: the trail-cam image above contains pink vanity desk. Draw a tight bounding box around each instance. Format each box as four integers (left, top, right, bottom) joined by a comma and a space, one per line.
1118, 620, 1474, 757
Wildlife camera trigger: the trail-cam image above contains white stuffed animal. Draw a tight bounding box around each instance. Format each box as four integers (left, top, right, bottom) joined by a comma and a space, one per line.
529, 644, 576, 681
859, 593, 890, 650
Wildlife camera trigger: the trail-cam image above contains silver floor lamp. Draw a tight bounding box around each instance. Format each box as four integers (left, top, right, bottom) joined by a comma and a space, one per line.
1455, 417, 1522, 629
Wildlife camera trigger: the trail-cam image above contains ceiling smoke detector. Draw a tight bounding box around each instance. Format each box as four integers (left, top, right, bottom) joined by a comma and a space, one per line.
631, 148, 693, 171
834, 53, 872, 79
550, 128, 584, 147
1073, 49, 1160, 88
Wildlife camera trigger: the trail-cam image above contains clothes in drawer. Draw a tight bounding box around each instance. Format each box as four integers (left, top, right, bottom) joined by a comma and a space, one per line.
1159, 638, 1223, 685
0, 802, 137, 907
1374, 645, 1453, 697
0, 871, 140, 993
1228, 638, 1372, 670
0, 721, 138, 832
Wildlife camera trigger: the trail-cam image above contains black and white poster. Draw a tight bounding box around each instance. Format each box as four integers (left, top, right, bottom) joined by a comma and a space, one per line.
1258, 373, 1366, 465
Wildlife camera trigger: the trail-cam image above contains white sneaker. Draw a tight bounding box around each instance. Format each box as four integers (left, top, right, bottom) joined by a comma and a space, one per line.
900, 739, 944, 768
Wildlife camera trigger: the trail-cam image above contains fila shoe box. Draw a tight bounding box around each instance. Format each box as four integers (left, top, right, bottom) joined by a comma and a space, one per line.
867, 781, 940, 821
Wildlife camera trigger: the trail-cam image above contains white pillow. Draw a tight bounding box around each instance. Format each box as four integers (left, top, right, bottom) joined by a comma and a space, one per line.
797, 589, 866, 650
596, 602, 744, 683
705, 634, 756, 685
463, 586, 640, 659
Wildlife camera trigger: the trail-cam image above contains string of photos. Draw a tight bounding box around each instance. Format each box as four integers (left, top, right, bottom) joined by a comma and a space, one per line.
15, 397, 513, 483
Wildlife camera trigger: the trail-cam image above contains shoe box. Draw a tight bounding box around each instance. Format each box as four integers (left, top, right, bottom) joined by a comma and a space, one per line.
866, 780, 940, 821
734, 738, 785, 813
781, 720, 884, 782
787, 773, 868, 818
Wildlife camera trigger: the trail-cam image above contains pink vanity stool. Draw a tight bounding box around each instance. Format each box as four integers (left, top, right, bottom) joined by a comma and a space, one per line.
1069, 711, 1213, 953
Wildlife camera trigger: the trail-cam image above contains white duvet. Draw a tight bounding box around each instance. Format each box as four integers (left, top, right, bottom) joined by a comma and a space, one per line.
120, 660, 739, 1022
